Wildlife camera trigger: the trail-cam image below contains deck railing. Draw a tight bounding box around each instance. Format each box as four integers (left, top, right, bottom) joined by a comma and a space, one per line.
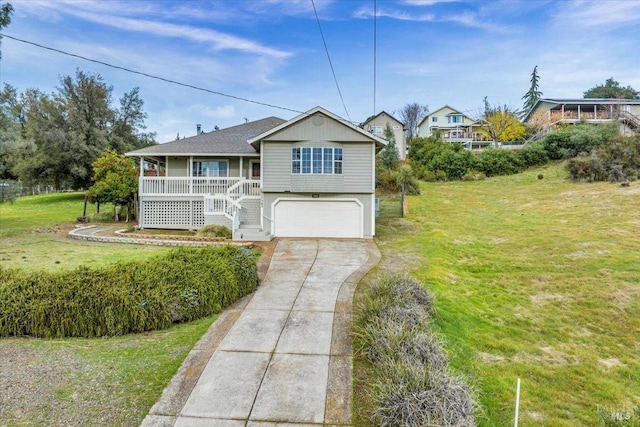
141, 177, 243, 196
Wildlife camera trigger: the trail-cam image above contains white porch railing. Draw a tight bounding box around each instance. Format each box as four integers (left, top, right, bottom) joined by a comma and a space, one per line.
141, 177, 242, 196
203, 180, 259, 215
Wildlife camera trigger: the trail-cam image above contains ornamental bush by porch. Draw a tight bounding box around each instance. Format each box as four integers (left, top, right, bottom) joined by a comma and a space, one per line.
0, 246, 258, 338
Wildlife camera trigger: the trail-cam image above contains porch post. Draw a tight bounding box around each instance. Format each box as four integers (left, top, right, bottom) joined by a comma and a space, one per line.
165, 156, 169, 176
578, 105, 581, 120
240, 157, 244, 179
189, 156, 193, 194
594, 105, 597, 119
139, 156, 144, 228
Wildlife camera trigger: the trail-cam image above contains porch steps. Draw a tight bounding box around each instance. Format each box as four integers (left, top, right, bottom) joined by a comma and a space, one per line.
234, 225, 274, 242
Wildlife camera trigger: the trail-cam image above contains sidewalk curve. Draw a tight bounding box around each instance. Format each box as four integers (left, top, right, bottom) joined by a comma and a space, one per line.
141, 238, 380, 427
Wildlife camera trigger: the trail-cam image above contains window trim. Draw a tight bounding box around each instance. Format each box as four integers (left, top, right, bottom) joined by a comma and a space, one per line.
192, 159, 229, 177
291, 147, 343, 175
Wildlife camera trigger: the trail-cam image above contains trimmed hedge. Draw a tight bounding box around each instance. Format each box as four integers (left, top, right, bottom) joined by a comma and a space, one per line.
0, 246, 259, 338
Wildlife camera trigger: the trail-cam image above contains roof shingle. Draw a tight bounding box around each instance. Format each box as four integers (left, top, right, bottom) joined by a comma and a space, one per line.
126, 116, 286, 156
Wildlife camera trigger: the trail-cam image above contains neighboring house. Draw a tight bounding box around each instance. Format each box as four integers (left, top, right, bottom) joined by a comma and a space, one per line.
416, 105, 492, 149
126, 106, 386, 241
362, 111, 407, 159
524, 98, 640, 136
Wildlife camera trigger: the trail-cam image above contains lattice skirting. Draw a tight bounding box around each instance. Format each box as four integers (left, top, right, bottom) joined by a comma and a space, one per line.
141, 200, 205, 229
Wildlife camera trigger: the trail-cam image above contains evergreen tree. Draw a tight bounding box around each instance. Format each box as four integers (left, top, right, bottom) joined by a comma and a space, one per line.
522, 65, 542, 116
381, 125, 400, 169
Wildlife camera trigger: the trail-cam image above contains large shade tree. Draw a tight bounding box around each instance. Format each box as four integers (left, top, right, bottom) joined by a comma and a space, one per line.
583, 78, 639, 99
1, 69, 155, 190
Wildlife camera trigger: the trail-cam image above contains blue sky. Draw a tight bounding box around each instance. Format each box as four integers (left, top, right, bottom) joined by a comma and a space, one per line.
2, 0, 639, 142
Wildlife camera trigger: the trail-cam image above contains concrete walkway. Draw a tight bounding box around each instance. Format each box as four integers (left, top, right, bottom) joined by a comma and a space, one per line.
142, 238, 380, 427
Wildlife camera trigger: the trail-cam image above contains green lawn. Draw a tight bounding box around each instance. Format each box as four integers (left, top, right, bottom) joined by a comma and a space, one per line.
0, 192, 170, 271
372, 162, 640, 426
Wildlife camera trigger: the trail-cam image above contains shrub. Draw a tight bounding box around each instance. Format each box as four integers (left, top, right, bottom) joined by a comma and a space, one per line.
518, 141, 549, 167
354, 274, 477, 426
567, 154, 607, 182
543, 123, 619, 160
197, 224, 232, 239
409, 137, 477, 181
477, 148, 524, 177
0, 180, 22, 203
428, 145, 478, 181
392, 163, 421, 195
0, 246, 258, 338
567, 135, 640, 183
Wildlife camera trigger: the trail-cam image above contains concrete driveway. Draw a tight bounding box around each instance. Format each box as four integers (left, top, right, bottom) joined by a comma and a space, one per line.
142, 238, 380, 426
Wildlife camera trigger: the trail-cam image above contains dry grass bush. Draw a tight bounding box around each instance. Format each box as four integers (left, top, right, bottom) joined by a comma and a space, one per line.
354, 274, 477, 426
197, 224, 232, 239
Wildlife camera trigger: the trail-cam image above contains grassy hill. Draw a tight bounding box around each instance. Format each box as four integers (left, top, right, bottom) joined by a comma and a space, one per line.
373, 162, 640, 426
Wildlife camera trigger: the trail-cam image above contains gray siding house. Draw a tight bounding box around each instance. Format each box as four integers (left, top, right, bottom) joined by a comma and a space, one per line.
126, 107, 386, 241
524, 98, 640, 136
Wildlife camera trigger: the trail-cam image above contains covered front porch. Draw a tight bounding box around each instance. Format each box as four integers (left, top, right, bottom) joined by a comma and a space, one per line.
133, 155, 263, 235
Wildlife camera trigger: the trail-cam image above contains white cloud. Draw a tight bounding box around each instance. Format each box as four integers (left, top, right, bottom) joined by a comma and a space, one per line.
72, 11, 291, 59
14, 0, 292, 59
555, 0, 640, 27
353, 6, 435, 21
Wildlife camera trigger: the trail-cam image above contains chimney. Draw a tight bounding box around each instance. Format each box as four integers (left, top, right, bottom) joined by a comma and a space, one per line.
196, 124, 202, 135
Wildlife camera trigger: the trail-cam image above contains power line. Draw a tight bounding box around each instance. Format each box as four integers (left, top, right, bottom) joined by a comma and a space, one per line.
373, 0, 377, 117
310, 0, 351, 122
0, 33, 306, 116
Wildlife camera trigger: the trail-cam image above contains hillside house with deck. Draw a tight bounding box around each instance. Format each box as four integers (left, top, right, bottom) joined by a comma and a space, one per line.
126, 107, 386, 241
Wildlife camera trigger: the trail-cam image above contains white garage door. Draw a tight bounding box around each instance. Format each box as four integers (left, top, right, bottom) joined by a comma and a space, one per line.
274, 199, 362, 238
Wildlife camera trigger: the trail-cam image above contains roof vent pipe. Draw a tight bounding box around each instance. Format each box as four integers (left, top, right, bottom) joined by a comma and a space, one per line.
196, 124, 202, 135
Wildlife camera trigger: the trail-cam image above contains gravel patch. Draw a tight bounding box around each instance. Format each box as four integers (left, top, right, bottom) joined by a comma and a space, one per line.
0, 338, 145, 426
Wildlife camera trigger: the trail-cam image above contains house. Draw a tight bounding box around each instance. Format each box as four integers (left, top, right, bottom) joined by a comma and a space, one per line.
362, 111, 407, 159
125, 106, 386, 241
416, 105, 492, 149
523, 98, 640, 136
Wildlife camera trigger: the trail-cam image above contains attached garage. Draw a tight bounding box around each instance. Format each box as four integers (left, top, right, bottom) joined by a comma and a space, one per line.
273, 198, 363, 238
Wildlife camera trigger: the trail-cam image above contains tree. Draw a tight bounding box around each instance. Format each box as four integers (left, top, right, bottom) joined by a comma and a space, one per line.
583, 78, 639, 99
397, 102, 428, 141
0, 2, 13, 60
480, 103, 526, 142
380, 125, 400, 169
110, 87, 156, 152
5, 70, 152, 190
521, 65, 542, 116
88, 149, 138, 221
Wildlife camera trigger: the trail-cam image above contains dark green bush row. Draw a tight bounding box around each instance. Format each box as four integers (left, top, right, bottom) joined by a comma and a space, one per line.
567, 134, 640, 182
0, 246, 259, 338
354, 274, 477, 426
408, 137, 548, 181
543, 122, 619, 160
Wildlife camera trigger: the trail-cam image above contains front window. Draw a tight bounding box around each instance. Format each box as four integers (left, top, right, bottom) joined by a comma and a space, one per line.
292, 147, 343, 175
371, 126, 383, 134
448, 115, 463, 123
432, 117, 438, 122
192, 160, 228, 177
